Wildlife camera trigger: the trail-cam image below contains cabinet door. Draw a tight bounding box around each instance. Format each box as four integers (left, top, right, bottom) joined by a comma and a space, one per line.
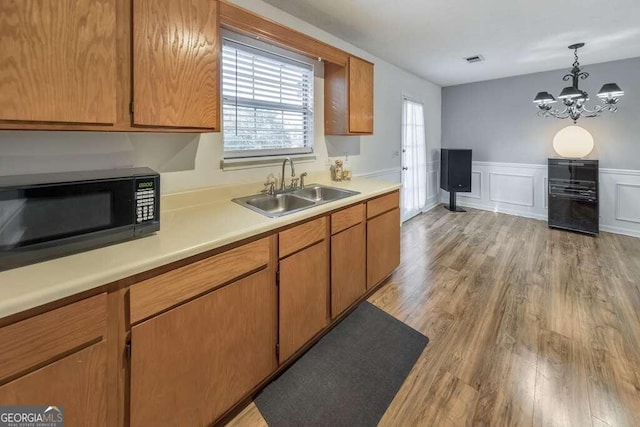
130, 269, 277, 426
133, 0, 220, 128
367, 207, 400, 288
348, 56, 374, 133
0, 342, 107, 427
331, 223, 366, 318
279, 240, 330, 362
0, 0, 116, 124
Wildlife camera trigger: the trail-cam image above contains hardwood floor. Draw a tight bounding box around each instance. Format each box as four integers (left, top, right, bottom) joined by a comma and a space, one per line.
227, 207, 640, 426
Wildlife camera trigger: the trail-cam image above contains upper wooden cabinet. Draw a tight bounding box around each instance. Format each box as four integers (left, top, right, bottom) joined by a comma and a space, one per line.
348, 56, 374, 133
132, 0, 220, 129
325, 56, 374, 135
0, 0, 117, 125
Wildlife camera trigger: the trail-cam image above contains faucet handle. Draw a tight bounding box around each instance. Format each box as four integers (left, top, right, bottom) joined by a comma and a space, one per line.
289, 178, 300, 189
261, 178, 277, 195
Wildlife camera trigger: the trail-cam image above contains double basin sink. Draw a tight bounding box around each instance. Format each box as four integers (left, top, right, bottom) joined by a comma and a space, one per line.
233, 185, 360, 218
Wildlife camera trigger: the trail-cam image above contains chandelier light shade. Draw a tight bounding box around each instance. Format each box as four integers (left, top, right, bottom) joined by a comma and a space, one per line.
597, 83, 624, 98
534, 92, 556, 104
558, 86, 582, 99
552, 125, 594, 158
533, 43, 624, 123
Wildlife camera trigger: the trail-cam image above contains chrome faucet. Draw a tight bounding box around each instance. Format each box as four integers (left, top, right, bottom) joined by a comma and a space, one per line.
281, 157, 296, 191
299, 172, 308, 189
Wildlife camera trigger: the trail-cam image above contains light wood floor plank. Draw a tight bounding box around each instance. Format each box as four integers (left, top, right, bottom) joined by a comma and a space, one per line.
226, 207, 640, 426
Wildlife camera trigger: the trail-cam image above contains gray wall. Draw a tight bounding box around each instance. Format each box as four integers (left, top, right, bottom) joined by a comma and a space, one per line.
442, 57, 640, 169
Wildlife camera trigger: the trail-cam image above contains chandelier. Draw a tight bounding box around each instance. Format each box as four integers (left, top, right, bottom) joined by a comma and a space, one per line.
533, 43, 624, 123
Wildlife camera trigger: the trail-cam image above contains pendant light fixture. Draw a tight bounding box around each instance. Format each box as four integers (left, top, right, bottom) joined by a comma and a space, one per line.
533, 43, 624, 123
552, 125, 594, 158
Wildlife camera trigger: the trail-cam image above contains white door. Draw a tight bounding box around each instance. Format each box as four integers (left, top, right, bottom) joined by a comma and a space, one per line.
401, 98, 427, 222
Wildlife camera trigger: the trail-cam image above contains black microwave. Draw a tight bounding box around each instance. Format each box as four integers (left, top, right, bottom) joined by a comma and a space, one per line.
0, 168, 160, 271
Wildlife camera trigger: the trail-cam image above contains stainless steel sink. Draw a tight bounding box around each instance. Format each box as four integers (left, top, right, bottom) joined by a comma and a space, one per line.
292, 185, 359, 202
233, 184, 360, 218
240, 194, 315, 217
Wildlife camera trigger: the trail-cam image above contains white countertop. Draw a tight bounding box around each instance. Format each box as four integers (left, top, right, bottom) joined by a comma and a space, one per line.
0, 176, 400, 319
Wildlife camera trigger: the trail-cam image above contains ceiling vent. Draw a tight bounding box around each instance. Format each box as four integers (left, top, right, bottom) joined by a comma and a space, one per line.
465, 54, 484, 63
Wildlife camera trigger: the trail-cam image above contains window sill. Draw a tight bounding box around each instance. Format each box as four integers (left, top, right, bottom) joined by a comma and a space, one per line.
220, 154, 318, 171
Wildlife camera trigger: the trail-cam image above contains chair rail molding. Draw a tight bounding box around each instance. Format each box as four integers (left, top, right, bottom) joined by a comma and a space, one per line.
439, 160, 640, 238
355, 167, 401, 183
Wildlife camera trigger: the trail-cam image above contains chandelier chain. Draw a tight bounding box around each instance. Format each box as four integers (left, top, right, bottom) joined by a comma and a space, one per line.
573, 47, 580, 68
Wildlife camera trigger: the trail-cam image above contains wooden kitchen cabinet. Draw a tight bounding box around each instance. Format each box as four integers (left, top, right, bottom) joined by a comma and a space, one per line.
331, 222, 366, 318
0, 0, 117, 125
130, 268, 277, 426
0, 294, 108, 426
325, 55, 374, 135
367, 205, 401, 288
330, 204, 366, 318
279, 222, 329, 363
132, 0, 220, 129
0, 342, 108, 427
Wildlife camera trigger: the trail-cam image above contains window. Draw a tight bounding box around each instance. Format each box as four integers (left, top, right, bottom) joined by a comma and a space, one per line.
222, 36, 314, 159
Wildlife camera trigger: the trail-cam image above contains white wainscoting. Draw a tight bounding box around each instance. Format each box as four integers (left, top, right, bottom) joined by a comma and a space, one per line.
489, 172, 535, 207
425, 160, 440, 211
439, 161, 640, 238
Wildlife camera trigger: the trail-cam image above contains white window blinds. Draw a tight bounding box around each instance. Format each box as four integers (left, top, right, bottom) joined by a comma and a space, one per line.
222, 38, 314, 158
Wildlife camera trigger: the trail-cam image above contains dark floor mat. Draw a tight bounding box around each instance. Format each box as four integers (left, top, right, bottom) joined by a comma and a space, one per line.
254, 302, 429, 427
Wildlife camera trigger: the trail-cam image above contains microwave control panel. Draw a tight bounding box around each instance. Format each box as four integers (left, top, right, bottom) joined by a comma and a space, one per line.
135, 178, 157, 224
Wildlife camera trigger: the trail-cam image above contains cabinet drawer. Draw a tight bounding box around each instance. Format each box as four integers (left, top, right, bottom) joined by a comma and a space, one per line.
367, 191, 399, 219
0, 293, 107, 382
279, 217, 327, 258
331, 204, 364, 235
130, 237, 272, 324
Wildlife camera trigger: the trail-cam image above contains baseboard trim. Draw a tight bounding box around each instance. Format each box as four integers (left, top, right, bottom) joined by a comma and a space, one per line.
600, 225, 640, 238
441, 199, 640, 238
422, 201, 441, 213
450, 199, 547, 222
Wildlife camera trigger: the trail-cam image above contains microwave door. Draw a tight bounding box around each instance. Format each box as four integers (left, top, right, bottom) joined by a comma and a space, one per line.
0, 180, 136, 270
0, 198, 28, 250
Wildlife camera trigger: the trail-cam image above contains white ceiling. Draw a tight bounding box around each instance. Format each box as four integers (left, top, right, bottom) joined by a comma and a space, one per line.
261, 0, 640, 86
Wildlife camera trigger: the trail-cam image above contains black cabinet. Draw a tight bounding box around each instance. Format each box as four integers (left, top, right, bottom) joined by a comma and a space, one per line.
548, 159, 599, 235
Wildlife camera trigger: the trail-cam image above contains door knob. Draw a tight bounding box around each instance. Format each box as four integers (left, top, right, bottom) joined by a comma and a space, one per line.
402, 167, 408, 170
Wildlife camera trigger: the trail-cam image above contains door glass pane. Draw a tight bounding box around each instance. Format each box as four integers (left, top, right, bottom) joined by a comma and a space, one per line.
401, 99, 427, 222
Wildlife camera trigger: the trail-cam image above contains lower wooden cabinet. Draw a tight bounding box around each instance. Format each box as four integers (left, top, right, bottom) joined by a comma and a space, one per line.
279, 240, 330, 363
331, 222, 366, 318
0, 342, 108, 427
0, 190, 401, 427
367, 207, 401, 288
129, 268, 277, 426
